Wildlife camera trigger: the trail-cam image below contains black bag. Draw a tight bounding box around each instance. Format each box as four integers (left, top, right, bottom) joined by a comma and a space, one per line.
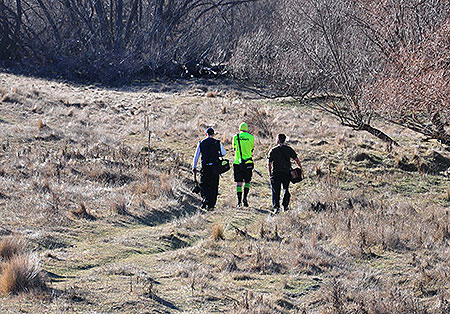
290, 167, 303, 183
216, 140, 230, 174
219, 158, 230, 174
240, 158, 254, 171
280, 146, 303, 184
192, 181, 200, 194
236, 133, 254, 171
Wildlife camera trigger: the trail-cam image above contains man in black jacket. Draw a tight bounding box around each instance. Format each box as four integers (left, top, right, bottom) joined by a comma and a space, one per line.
268, 134, 302, 214
192, 127, 227, 210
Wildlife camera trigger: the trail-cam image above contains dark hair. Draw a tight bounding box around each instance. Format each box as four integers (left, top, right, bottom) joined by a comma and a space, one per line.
206, 127, 214, 135
278, 134, 286, 143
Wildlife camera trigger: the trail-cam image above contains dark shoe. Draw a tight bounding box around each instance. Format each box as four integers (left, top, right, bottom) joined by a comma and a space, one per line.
283, 206, 289, 211
272, 207, 279, 215
236, 203, 242, 208
201, 203, 207, 209
207, 206, 215, 211
243, 199, 249, 207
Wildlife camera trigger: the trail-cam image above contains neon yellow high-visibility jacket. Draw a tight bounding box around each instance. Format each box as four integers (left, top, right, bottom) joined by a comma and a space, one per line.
232, 131, 255, 165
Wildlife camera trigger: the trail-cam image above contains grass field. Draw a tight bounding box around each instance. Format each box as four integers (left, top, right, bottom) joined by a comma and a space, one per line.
0, 72, 449, 313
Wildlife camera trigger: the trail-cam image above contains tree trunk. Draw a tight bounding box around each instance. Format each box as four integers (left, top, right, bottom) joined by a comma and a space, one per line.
358, 123, 399, 146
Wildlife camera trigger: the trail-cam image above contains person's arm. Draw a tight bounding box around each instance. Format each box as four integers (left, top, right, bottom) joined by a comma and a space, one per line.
268, 149, 273, 177
295, 157, 302, 169
219, 142, 226, 156
192, 142, 201, 180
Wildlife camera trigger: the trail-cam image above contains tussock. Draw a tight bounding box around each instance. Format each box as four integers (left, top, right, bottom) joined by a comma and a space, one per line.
0, 253, 45, 295
0, 236, 25, 261
212, 224, 224, 241
71, 202, 96, 220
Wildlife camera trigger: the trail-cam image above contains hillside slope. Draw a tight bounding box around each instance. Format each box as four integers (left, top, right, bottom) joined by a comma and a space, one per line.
0, 73, 449, 313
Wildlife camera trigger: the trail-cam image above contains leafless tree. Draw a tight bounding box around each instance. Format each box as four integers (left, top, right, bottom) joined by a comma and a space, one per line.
230, 0, 449, 145
0, 0, 264, 82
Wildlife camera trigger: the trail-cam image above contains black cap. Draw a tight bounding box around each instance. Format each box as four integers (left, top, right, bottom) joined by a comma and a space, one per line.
206, 127, 214, 135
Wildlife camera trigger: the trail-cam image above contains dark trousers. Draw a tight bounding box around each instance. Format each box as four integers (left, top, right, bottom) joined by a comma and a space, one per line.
200, 165, 220, 208
271, 172, 291, 209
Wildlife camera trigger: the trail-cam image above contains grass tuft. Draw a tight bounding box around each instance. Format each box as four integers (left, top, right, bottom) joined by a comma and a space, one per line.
71, 202, 96, 220
37, 119, 44, 131
212, 224, 224, 241
0, 254, 45, 295
0, 237, 25, 261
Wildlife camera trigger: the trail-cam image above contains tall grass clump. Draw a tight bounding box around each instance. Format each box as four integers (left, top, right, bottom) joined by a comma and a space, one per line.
0, 237, 46, 295
0, 236, 25, 261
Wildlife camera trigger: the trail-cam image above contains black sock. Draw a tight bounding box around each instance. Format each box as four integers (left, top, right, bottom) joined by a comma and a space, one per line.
243, 188, 249, 201
237, 192, 242, 204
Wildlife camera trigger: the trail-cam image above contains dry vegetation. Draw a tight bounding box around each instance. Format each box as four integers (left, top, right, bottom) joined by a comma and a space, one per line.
0, 72, 449, 313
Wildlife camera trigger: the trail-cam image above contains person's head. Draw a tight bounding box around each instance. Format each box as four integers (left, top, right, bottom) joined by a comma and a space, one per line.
277, 134, 286, 145
239, 122, 248, 132
206, 127, 215, 137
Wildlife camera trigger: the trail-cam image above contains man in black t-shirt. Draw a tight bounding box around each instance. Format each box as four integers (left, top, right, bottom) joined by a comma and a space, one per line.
268, 134, 303, 214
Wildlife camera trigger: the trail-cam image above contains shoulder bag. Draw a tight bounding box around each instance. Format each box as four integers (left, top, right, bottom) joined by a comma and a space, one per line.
237, 133, 254, 171
279, 146, 303, 183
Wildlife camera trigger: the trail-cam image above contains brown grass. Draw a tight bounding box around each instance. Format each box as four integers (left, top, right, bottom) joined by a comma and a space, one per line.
111, 198, 127, 215
212, 224, 224, 241
37, 119, 44, 131
71, 202, 96, 220
0, 254, 45, 295
0, 237, 25, 261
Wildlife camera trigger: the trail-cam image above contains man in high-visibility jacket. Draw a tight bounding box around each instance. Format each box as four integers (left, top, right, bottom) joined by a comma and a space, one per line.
232, 122, 255, 207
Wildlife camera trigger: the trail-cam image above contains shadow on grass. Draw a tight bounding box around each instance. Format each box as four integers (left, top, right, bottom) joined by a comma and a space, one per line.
127, 191, 200, 227
148, 294, 180, 311
44, 270, 75, 283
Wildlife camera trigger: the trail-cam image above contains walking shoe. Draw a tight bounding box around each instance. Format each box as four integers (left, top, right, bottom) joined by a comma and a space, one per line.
201, 203, 207, 209
283, 206, 289, 212
272, 207, 279, 215
236, 203, 242, 208
243, 199, 249, 207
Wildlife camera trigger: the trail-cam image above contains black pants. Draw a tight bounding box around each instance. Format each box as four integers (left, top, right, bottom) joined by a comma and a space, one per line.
200, 165, 220, 208
271, 172, 291, 209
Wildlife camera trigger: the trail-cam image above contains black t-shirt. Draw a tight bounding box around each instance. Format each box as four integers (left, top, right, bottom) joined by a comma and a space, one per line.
268, 145, 297, 173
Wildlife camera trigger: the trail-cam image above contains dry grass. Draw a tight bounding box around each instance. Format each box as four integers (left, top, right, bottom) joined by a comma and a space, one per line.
37, 119, 44, 131
212, 224, 224, 241
0, 254, 45, 295
0, 236, 25, 261
1, 73, 449, 312
71, 202, 96, 220
111, 198, 127, 215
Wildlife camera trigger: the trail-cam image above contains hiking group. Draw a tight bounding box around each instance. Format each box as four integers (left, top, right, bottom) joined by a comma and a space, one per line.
192, 123, 303, 214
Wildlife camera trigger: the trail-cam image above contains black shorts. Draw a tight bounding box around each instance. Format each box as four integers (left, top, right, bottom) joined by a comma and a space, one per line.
233, 164, 252, 183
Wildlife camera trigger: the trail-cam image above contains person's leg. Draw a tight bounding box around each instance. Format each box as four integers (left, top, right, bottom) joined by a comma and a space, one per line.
242, 169, 253, 207
271, 174, 282, 211
199, 168, 208, 208
233, 164, 244, 206
209, 171, 220, 209
281, 173, 291, 210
